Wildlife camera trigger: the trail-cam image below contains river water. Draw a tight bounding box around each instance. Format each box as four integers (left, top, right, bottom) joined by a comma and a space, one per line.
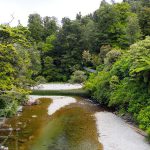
0, 95, 150, 150
0, 96, 102, 150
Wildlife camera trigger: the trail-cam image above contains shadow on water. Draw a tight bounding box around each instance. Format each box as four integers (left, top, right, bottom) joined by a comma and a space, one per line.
0, 97, 102, 150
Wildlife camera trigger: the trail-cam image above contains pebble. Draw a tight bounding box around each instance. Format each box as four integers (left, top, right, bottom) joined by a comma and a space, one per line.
0, 145, 9, 150
32, 115, 37, 118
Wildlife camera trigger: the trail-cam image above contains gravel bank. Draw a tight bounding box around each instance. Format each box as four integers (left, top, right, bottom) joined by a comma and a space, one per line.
95, 111, 150, 150
29, 95, 76, 115
31, 83, 82, 90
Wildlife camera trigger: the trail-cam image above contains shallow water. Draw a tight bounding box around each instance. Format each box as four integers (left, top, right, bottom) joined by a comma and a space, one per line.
0, 97, 102, 150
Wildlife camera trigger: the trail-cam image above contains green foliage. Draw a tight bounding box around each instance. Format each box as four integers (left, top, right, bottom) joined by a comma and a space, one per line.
42, 35, 56, 52
85, 37, 150, 138
110, 53, 132, 79
137, 106, 150, 136
126, 14, 141, 45
69, 70, 87, 83
138, 7, 150, 36
104, 49, 122, 70
85, 71, 111, 104
42, 56, 54, 81
0, 25, 40, 116
93, 71, 111, 105
100, 45, 112, 63
0, 89, 29, 117
109, 78, 149, 118
128, 37, 150, 96
28, 13, 44, 42
82, 50, 92, 64
84, 73, 98, 93
34, 76, 47, 85
109, 75, 119, 90
25, 0, 148, 82
43, 16, 58, 41
96, 2, 141, 48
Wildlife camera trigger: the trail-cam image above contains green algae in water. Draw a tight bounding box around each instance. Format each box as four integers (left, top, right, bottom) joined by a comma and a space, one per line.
1, 98, 52, 150
31, 105, 102, 150
0, 97, 102, 150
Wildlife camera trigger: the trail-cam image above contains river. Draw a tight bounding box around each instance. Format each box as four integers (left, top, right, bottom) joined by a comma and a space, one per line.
0, 84, 150, 150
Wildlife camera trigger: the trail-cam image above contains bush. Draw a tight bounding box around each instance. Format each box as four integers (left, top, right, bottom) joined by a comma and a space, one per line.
35, 76, 47, 84
109, 77, 149, 115
137, 106, 150, 138
93, 71, 111, 104
84, 73, 98, 93
85, 71, 111, 105
110, 53, 132, 79
104, 49, 122, 70
69, 70, 87, 83
85, 37, 150, 140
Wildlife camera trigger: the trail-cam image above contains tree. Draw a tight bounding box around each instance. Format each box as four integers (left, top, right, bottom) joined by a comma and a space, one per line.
96, 2, 134, 48
69, 70, 87, 83
0, 25, 41, 116
138, 7, 150, 36
43, 16, 58, 41
42, 56, 54, 81
41, 34, 56, 81
76, 12, 82, 20
126, 14, 141, 44
49, 18, 84, 80
81, 19, 98, 52
130, 37, 150, 85
28, 13, 44, 42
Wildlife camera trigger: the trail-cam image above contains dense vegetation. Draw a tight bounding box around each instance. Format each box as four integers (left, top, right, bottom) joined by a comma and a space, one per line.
0, 25, 41, 116
0, 0, 150, 139
84, 0, 150, 139
85, 37, 150, 138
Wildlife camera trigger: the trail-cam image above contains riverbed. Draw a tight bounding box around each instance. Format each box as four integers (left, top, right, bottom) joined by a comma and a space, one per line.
0, 84, 150, 150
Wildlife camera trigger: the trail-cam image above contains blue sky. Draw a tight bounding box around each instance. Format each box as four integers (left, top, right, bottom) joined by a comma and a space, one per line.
0, 0, 122, 26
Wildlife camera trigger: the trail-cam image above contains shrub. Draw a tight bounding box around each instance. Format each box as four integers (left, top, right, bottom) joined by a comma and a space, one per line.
104, 49, 122, 70
84, 73, 97, 92
85, 37, 150, 139
110, 53, 132, 79
35, 76, 47, 84
85, 71, 111, 104
137, 106, 150, 138
69, 70, 87, 83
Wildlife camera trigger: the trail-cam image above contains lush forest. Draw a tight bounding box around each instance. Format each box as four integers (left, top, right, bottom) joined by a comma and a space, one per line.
0, 0, 150, 139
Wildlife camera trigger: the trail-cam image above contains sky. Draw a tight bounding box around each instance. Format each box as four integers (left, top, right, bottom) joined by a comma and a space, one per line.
0, 0, 122, 26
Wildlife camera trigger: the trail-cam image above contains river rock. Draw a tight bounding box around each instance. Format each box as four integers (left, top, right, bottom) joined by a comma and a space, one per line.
15, 128, 21, 131
1, 124, 11, 128
19, 139, 27, 143
32, 99, 41, 105
8, 128, 13, 131
17, 106, 23, 112
17, 122, 22, 125
29, 135, 34, 140
32, 115, 37, 118
23, 99, 41, 106
0, 146, 9, 150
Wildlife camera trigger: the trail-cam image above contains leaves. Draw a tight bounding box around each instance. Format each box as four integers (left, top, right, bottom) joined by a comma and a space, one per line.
0, 25, 40, 116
